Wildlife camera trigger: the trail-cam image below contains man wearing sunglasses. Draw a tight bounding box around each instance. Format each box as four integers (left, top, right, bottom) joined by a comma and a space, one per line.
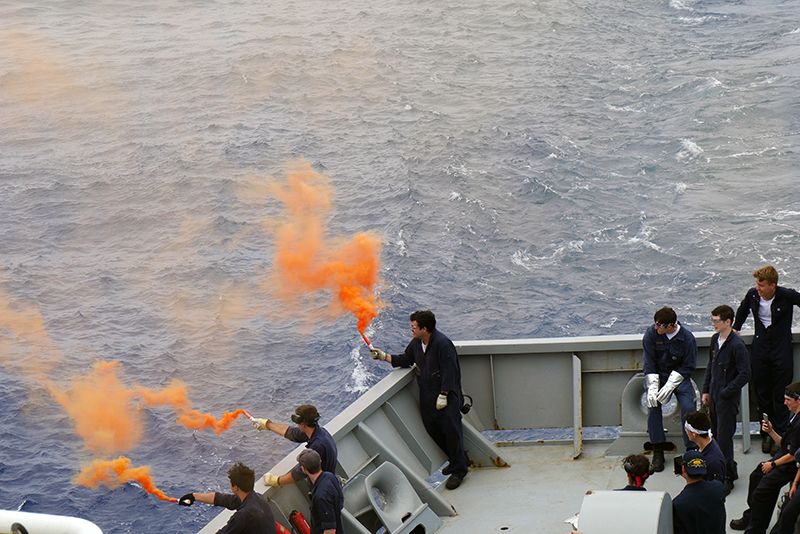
733, 266, 800, 455
643, 306, 698, 472
251, 405, 338, 488
730, 382, 800, 532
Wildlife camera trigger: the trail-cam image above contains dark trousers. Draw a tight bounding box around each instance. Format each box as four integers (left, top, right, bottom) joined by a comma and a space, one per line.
742, 463, 797, 534
770, 489, 800, 534
710, 392, 740, 478
647, 378, 695, 448
751, 338, 794, 435
420, 393, 468, 478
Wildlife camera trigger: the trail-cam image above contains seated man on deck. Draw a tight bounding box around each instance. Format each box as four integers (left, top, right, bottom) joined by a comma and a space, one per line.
684, 410, 726, 486
672, 451, 726, 534
619, 454, 651, 490
251, 404, 338, 488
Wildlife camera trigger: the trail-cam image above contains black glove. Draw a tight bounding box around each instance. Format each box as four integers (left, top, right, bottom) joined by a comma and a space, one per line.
179, 493, 195, 506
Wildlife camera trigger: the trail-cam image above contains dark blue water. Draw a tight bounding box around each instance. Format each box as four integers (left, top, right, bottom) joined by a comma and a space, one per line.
1, 0, 799, 531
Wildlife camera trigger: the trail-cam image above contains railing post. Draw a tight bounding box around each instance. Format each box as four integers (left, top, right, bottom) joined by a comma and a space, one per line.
741, 385, 751, 453
573, 354, 582, 459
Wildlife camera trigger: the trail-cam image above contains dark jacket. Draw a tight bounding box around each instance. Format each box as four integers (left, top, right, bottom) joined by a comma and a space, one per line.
214, 491, 277, 534
286, 426, 338, 481
702, 330, 750, 402
733, 286, 800, 361
642, 323, 697, 380
392, 328, 462, 408
309, 471, 344, 534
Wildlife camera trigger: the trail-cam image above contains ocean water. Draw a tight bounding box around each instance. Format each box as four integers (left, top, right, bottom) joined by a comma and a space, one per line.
1, 0, 799, 531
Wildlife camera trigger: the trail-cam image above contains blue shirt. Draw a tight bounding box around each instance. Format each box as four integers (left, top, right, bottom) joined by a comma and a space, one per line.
672, 479, 726, 534
286, 426, 338, 481
309, 471, 344, 534
700, 439, 726, 483
213, 491, 276, 534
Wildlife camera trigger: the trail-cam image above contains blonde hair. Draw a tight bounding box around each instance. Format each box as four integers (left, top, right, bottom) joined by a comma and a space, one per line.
753, 265, 778, 285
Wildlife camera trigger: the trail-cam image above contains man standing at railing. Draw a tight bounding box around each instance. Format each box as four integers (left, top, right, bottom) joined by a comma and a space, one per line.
643, 306, 698, 472
702, 304, 750, 494
733, 265, 800, 455
369, 309, 468, 490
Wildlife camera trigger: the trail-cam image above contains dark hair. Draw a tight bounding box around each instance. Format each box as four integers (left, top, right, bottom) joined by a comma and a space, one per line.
685, 411, 711, 433
228, 462, 255, 493
410, 310, 436, 332
291, 405, 320, 427
653, 307, 677, 325
711, 305, 734, 324
787, 382, 800, 397
622, 454, 650, 487
753, 265, 778, 285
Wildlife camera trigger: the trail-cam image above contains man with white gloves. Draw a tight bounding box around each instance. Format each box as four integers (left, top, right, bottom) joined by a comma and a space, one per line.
643, 306, 698, 472
370, 310, 468, 490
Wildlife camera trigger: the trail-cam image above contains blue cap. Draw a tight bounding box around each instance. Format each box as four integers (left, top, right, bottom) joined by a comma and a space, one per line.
682, 450, 707, 475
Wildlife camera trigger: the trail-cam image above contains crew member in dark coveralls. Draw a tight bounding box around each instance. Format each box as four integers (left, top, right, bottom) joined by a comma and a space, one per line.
643, 306, 698, 472
730, 382, 800, 533
251, 405, 338, 488
702, 304, 750, 493
370, 310, 468, 490
178, 462, 277, 534
733, 265, 800, 454
298, 449, 344, 534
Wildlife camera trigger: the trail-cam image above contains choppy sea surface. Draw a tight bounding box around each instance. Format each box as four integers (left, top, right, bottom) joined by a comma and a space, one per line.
1, 0, 800, 531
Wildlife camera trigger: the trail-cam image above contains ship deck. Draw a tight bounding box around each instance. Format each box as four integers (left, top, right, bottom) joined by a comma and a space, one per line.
437, 438, 768, 534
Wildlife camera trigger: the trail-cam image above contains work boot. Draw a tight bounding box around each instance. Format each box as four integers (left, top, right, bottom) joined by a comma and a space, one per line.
724, 477, 735, 495
763, 434, 774, 454
652, 446, 665, 472
730, 517, 748, 530
445, 475, 462, 490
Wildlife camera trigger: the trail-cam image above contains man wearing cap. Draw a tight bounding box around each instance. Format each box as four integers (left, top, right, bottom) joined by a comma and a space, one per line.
642, 306, 698, 471
370, 310, 468, 490
298, 449, 344, 534
251, 405, 338, 488
730, 382, 800, 532
684, 411, 726, 487
672, 450, 726, 534
177, 461, 277, 534
702, 304, 750, 491
733, 266, 800, 453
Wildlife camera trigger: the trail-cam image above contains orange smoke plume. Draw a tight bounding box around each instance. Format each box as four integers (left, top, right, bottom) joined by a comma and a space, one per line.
48, 360, 144, 456
76, 456, 176, 502
177, 409, 244, 434
268, 160, 383, 334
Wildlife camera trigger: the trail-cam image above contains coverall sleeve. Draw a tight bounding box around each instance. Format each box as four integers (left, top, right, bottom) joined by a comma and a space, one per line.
702, 344, 713, 394
391, 343, 415, 368
733, 290, 752, 331
437, 342, 459, 393
722, 341, 751, 398
642, 329, 658, 375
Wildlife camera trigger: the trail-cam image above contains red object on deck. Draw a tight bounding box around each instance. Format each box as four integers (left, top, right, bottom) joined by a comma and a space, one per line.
275, 521, 291, 534
290, 510, 311, 534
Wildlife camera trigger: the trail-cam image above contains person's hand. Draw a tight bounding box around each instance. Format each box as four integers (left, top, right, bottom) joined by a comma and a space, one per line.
761, 462, 774, 474
762, 420, 773, 434
178, 493, 195, 506
436, 394, 448, 410
645, 374, 660, 408
701, 393, 710, 405
792, 482, 798, 499
252, 418, 271, 431
370, 348, 388, 361
264, 473, 281, 487
656, 371, 684, 404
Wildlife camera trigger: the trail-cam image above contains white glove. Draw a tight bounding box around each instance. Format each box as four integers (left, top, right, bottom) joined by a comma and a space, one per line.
656, 371, 684, 404
645, 374, 660, 408
436, 394, 448, 410
264, 473, 281, 487
252, 418, 270, 431
370, 348, 388, 361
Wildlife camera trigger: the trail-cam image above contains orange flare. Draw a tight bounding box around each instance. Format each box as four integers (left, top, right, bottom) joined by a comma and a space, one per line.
76, 457, 174, 501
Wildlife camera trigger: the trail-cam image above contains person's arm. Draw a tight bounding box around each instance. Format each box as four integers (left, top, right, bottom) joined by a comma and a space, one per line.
676, 333, 697, 376
722, 339, 751, 398
702, 342, 713, 402
642, 328, 658, 375
193, 492, 216, 505
733, 290, 752, 332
